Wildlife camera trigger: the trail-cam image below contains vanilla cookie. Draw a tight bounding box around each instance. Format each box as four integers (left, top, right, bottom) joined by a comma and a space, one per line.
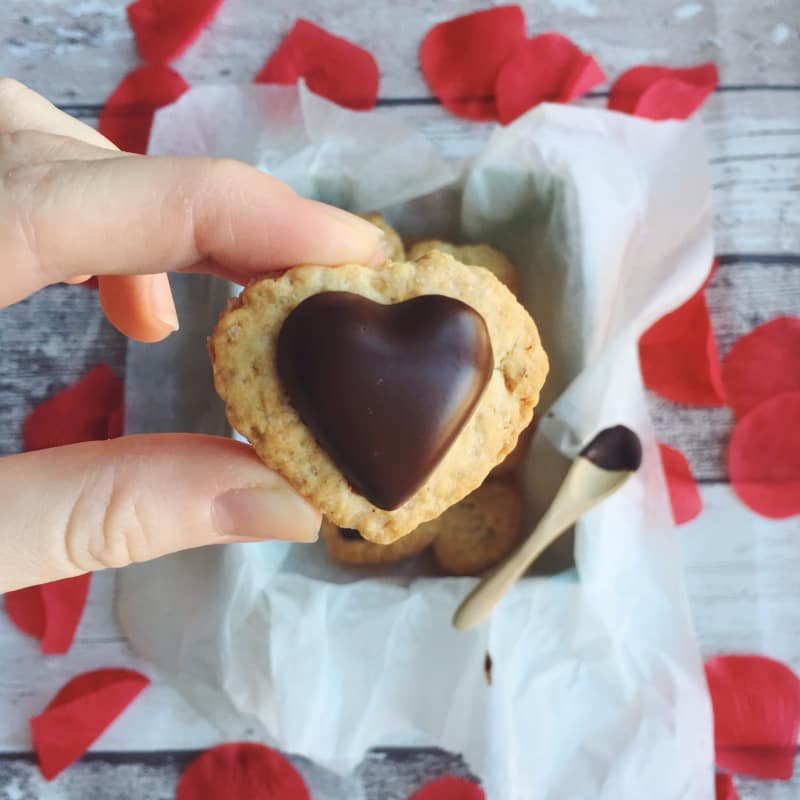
408, 241, 519, 296
209, 252, 547, 543
321, 518, 440, 565
433, 480, 523, 576
359, 213, 405, 262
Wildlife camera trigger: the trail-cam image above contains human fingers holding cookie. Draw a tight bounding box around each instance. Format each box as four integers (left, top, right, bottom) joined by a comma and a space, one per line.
0, 78, 384, 593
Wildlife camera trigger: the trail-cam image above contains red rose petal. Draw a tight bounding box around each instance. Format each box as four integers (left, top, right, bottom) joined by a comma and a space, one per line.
99, 64, 190, 154
706, 655, 800, 779
635, 78, 716, 121
639, 287, 726, 406
409, 776, 485, 800
722, 317, 800, 419
728, 392, 800, 519
420, 6, 526, 120
255, 19, 379, 111
715, 773, 739, 800
4, 585, 45, 638
5, 574, 91, 655
496, 33, 606, 124
127, 0, 223, 65
30, 668, 149, 780
23, 364, 124, 451
608, 63, 718, 119
177, 743, 310, 800
658, 442, 702, 525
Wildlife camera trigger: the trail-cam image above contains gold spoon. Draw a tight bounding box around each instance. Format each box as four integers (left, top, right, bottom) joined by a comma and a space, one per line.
452, 425, 642, 631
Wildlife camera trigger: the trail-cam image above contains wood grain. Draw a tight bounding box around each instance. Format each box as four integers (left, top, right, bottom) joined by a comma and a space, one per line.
2, 0, 799, 103
0, 748, 475, 799
680, 484, 800, 799
0, 285, 126, 457
0, 0, 799, 797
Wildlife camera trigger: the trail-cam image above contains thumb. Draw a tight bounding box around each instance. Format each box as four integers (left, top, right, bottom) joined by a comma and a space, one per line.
0, 435, 320, 593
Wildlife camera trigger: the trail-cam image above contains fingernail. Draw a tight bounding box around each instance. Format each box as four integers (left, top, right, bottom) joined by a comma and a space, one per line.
64, 273, 93, 285
212, 486, 320, 542
150, 273, 179, 331
317, 203, 384, 239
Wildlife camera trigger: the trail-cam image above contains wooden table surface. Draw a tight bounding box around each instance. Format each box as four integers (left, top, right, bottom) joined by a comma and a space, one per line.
1, 1, 799, 798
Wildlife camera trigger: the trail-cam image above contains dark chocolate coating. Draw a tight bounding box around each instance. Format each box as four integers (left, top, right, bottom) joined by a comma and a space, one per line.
277, 292, 493, 510
579, 425, 642, 472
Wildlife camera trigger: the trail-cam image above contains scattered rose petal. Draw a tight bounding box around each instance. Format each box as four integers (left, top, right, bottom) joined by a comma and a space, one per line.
722, 317, 800, 419
705, 654, 800, 779
420, 5, 526, 120
409, 776, 485, 800
4, 574, 91, 655
639, 286, 726, 406
608, 63, 718, 119
23, 364, 124, 451
658, 442, 702, 524
496, 33, 605, 124
5, 586, 44, 639
31, 668, 150, 780
728, 392, 800, 519
715, 773, 739, 800
635, 78, 715, 120
177, 742, 310, 800
127, 0, 223, 64
99, 64, 190, 154
255, 19, 379, 111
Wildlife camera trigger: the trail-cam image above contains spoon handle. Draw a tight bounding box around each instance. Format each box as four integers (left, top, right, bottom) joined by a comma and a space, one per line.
453, 459, 632, 631
452, 496, 573, 631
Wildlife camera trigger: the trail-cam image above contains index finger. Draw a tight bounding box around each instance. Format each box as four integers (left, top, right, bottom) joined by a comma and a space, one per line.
1, 153, 384, 305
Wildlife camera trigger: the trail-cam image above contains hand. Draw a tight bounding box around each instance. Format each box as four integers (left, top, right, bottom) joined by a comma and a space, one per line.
0, 78, 384, 592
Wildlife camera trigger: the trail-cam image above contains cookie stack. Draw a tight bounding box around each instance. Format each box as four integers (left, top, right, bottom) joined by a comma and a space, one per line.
210, 213, 548, 576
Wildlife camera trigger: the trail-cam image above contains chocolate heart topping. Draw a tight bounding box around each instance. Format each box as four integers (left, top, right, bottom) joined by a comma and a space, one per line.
277, 292, 493, 510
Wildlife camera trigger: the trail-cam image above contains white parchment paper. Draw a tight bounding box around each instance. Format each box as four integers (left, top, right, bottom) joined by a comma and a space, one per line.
118, 84, 715, 799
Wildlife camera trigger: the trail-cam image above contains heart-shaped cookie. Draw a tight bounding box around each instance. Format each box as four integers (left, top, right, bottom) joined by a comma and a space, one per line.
209, 252, 548, 542
277, 292, 493, 509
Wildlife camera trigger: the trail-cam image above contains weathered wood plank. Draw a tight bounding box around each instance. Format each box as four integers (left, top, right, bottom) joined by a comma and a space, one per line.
2, 0, 799, 103
680, 483, 800, 799
0, 285, 126, 457
647, 255, 800, 481
0, 571, 221, 751
373, 93, 800, 255
0, 748, 474, 800
0, 748, 796, 799
2, 263, 798, 480
45, 86, 800, 257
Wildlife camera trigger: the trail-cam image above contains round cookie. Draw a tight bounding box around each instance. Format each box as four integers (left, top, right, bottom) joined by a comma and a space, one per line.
408, 240, 520, 296
209, 252, 548, 543
359, 213, 405, 262
321, 518, 440, 565
433, 480, 523, 576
